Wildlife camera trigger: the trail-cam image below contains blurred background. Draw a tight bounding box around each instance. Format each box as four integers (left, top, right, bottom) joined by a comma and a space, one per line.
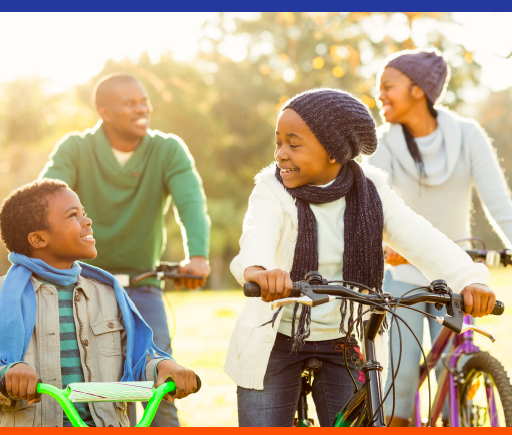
1, 12, 512, 285
1, 12, 512, 426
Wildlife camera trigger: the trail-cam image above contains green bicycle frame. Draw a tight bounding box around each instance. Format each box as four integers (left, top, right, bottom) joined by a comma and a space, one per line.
36, 381, 176, 427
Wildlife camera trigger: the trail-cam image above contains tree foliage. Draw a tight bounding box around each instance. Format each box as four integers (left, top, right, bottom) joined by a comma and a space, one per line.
0, 13, 509, 284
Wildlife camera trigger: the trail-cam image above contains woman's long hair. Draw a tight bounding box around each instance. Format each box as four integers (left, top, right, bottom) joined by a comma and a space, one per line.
401, 85, 438, 183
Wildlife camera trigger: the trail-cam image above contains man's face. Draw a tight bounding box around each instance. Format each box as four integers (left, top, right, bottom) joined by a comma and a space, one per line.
31, 188, 97, 267
100, 81, 153, 140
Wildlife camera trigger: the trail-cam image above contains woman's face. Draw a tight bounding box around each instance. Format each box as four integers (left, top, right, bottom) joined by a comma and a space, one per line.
377, 67, 416, 124
274, 108, 342, 188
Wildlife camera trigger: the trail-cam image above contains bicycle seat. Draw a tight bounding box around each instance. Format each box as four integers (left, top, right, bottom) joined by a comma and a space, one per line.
302, 357, 322, 374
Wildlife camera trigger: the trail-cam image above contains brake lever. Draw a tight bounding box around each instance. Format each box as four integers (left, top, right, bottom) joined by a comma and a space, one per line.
271, 295, 313, 310
461, 323, 496, 343
270, 293, 337, 310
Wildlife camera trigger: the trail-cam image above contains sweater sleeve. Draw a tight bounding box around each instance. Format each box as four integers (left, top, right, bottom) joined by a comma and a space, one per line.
164, 137, 210, 259
230, 181, 285, 285
39, 135, 79, 189
468, 122, 512, 249
368, 140, 393, 187
380, 182, 489, 292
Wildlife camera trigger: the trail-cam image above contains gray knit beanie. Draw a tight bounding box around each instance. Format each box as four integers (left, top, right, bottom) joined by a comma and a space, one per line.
384, 48, 450, 104
280, 88, 378, 165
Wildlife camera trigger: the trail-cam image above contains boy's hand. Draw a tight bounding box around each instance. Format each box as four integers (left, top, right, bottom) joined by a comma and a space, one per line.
244, 266, 293, 303
384, 245, 409, 266
4, 364, 41, 405
461, 284, 496, 318
155, 359, 197, 402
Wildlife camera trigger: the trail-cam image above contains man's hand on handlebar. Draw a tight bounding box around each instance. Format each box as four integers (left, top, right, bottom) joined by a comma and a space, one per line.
460, 284, 497, 318
3, 363, 41, 405
244, 266, 293, 302
155, 359, 197, 401
384, 245, 410, 266
177, 256, 210, 290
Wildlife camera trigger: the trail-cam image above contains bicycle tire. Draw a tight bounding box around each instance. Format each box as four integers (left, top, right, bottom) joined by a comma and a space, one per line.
459, 352, 512, 427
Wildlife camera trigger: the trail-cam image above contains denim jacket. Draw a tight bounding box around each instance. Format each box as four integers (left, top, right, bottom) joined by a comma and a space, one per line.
0, 275, 165, 427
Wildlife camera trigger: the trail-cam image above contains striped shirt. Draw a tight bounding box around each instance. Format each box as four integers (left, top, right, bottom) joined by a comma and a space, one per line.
44, 281, 95, 427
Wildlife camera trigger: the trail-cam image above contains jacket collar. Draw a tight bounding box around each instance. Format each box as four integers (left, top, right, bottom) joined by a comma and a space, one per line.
31, 274, 91, 300
380, 107, 462, 186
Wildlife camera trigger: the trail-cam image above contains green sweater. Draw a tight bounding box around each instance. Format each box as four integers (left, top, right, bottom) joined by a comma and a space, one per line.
40, 121, 210, 287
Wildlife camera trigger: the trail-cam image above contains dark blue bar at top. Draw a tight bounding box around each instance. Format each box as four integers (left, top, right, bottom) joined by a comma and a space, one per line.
3, 0, 511, 13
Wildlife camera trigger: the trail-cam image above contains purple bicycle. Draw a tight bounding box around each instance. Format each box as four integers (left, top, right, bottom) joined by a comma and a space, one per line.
410, 245, 512, 427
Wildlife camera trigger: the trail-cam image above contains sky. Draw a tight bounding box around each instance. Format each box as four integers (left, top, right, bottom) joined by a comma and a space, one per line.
1, 12, 512, 94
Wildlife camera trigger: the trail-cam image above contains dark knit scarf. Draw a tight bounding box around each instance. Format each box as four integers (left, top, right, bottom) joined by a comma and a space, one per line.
274, 161, 386, 352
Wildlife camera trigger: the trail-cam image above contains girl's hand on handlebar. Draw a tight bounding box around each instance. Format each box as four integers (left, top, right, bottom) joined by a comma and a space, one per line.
4, 363, 41, 405
244, 267, 293, 302
461, 284, 497, 317
155, 359, 197, 401
384, 245, 410, 266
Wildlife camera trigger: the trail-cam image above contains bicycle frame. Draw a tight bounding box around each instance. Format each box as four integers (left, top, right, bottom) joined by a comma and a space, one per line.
412, 315, 498, 427
333, 309, 387, 427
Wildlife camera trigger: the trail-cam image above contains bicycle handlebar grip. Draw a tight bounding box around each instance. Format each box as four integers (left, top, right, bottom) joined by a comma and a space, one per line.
35, 378, 43, 399
460, 298, 505, 316
0, 376, 6, 397
243, 281, 263, 297
491, 300, 505, 316
194, 374, 201, 393
243, 282, 302, 297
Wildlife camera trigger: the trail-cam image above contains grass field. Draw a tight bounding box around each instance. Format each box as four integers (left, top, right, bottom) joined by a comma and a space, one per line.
150, 267, 512, 427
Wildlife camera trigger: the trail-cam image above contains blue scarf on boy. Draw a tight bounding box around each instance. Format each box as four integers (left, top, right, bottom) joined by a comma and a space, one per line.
0, 252, 170, 381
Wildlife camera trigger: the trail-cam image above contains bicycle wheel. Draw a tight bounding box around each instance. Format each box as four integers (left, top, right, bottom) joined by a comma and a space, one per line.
459, 352, 512, 427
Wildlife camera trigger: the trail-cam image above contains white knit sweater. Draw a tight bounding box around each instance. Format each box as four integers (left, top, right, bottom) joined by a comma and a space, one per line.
224, 162, 489, 391
369, 107, 512, 285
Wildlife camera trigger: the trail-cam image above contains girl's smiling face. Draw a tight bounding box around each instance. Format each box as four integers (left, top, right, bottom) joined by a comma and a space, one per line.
274, 108, 342, 188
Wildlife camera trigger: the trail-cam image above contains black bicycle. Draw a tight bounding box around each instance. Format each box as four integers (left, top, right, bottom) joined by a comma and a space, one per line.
243, 271, 505, 427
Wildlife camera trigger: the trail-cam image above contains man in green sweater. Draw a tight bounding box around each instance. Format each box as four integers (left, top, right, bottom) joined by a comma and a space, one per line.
39, 74, 210, 427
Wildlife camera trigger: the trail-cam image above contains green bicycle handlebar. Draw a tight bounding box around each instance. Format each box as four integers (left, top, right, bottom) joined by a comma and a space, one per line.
0, 375, 201, 427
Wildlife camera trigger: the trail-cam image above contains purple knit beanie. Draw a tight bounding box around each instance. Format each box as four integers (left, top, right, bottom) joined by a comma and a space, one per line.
384, 49, 450, 104
280, 88, 378, 165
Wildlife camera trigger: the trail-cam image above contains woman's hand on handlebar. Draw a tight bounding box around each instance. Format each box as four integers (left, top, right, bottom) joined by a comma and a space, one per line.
384, 245, 410, 266
244, 267, 293, 302
3, 363, 41, 405
461, 284, 497, 317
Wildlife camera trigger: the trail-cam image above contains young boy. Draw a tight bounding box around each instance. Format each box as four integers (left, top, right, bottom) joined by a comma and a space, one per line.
0, 179, 197, 427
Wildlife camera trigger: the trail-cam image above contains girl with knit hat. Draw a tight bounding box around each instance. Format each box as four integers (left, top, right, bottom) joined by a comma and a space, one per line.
369, 49, 512, 426
224, 87, 496, 427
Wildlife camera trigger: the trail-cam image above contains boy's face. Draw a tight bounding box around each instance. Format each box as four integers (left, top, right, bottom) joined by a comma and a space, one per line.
28, 188, 96, 268
275, 108, 342, 188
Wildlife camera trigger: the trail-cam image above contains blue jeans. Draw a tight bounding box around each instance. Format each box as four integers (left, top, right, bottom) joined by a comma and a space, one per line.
383, 270, 448, 420
126, 285, 179, 427
237, 333, 364, 427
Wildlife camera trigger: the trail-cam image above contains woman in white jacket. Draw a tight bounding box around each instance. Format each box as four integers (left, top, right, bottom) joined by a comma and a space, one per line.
225, 88, 495, 427
368, 49, 512, 426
